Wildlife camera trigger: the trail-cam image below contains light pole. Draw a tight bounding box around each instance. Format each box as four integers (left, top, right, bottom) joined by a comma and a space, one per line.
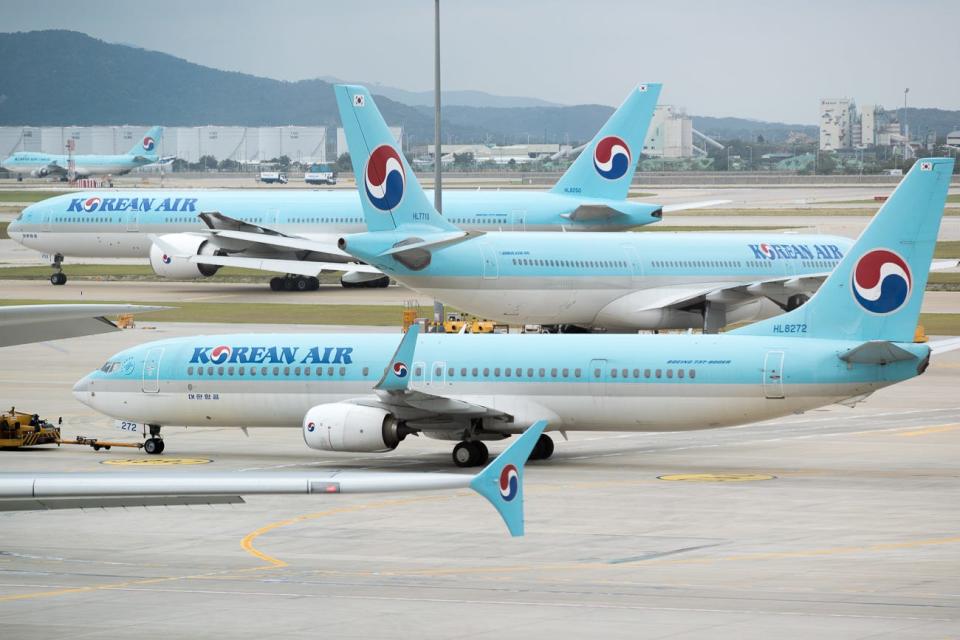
902, 87, 909, 166
433, 0, 442, 214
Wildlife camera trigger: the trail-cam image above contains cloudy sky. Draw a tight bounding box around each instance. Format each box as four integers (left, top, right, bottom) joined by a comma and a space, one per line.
7, 0, 959, 123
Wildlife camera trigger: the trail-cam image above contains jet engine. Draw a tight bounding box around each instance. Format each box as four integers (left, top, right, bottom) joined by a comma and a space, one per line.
340, 271, 390, 288
30, 167, 50, 178
302, 403, 407, 453
149, 233, 221, 278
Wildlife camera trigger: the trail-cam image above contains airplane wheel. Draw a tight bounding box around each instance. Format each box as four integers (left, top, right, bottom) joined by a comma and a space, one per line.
295, 276, 309, 292
470, 441, 489, 466
283, 278, 295, 291
308, 277, 320, 290
144, 438, 163, 455
50, 273, 67, 285
529, 434, 554, 461
371, 275, 390, 288
452, 442, 474, 468
269, 277, 284, 291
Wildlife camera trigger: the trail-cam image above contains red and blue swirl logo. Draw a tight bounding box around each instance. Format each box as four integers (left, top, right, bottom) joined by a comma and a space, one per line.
593, 135, 631, 180
82, 196, 102, 212
142, 136, 156, 152
364, 144, 405, 211
306, 421, 316, 432
210, 345, 232, 365
499, 463, 519, 501
851, 249, 912, 314
161, 254, 172, 264
393, 361, 408, 378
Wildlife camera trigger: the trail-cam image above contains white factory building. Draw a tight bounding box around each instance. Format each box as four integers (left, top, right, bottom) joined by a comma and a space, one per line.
0, 125, 404, 165
819, 99, 905, 151
335, 127, 404, 160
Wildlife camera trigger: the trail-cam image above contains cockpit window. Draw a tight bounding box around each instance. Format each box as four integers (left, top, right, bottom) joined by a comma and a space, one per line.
100, 361, 121, 373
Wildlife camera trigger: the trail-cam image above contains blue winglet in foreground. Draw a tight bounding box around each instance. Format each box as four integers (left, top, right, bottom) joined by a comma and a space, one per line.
375, 324, 420, 391
471, 420, 548, 537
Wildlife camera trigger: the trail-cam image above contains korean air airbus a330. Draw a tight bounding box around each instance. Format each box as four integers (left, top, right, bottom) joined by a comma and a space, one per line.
7, 84, 719, 288
333, 86, 953, 332
73, 157, 960, 466
1, 126, 165, 181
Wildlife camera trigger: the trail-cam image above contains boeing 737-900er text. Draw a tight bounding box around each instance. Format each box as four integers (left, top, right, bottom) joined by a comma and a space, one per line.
1, 126, 166, 182
333, 85, 955, 333
73, 157, 960, 466
6, 85, 721, 288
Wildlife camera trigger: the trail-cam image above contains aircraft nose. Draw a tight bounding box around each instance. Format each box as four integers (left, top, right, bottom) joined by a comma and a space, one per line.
72, 374, 95, 406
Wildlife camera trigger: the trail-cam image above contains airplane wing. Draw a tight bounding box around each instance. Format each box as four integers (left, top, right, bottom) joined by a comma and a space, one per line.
0, 421, 547, 536
151, 211, 381, 277
598, 258, 960, 324
929, 337, 960, 355
661, 199, 732, 213
0, 304, 170, 348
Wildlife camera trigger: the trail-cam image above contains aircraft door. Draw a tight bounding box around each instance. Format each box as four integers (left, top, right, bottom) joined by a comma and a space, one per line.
481, 243, 499, 280
763, 350, 785, 399
510, 210, 526, 231
622, 244, 643, 284
141, 347, 163, 393
125, 211, 138, 232
412, 360, 427, 388
42, 212, 51, 232
589, 358, 608, 409
429, 361, 447, 388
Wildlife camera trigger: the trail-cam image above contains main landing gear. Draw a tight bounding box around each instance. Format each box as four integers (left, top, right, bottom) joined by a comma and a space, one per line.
269, 274, 320, 292
450, 433, 554, 468
49, 253, 67, 285
143, 424, 165, 455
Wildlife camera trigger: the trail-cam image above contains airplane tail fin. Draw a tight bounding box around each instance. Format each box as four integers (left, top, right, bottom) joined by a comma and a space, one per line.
550, 83, 661, 200
334, 85, 458, 234
129, 126, 163, 158
470, 420, 547, 537
733, 158, 954, 343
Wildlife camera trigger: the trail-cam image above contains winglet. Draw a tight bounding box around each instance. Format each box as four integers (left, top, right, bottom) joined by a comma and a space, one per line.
470, 420, 548, 537
375, 324, 420, 391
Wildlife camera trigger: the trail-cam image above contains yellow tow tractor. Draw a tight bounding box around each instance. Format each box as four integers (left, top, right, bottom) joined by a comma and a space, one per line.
442, 312, 508, 334
0, 407, 61, 449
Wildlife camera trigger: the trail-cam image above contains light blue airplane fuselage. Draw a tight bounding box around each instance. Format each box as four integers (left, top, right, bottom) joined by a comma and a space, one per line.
8, 189, 663, 258
74, 330, 928, 432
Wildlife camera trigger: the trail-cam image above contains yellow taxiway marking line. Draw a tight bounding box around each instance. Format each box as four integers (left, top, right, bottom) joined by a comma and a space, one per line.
896, 423, 960, 437
240, 493, 462, 567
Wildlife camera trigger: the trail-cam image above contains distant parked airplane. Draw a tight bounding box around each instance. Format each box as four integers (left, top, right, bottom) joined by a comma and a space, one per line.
1, 126, 165, 180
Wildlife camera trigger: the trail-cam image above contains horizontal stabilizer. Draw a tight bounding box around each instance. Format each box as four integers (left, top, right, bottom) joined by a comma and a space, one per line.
377, 231, 472, 257
839, 340, 917, 365
929, 337, 960, 355
661, 199, 731, 213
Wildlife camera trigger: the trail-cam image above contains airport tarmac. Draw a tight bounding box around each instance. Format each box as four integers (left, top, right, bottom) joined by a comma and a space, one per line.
1, 322, 959, 638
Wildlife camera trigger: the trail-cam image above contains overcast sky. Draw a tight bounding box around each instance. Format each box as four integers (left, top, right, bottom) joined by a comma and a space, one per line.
7, 0, 959, 123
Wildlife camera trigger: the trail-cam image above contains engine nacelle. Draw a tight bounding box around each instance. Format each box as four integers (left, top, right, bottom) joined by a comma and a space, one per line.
340, 270, 390, 288
302, 403, 403, 453
31, 167, 49, 178
149, 233, 221, 279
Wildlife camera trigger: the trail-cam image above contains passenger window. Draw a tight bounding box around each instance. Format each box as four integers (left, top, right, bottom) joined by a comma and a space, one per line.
284, 367, 290, 376
339, 367, 346, 376
622, 368, 628, 378
239, 367, 245, 376
294, 367, 301, 376
689, 369, 696, 379
198, 368, 204, 376
472, 367, 478, 376
207, 367, 214, 376
415, 367, 422, 376
551, 368, 558, 378
461, 367, 467, 376
678, 369, 685, 378
667, 369, 673, 379
261, 367, 268, 375
187, 366, 194, 375
574, 368, 581, 378
273, 367, 280, 376
228, 367, 234, 376
316, 367, 323, 376
527, 368, 534, 377
494, 368, 501, 376
515, 368, 521, 377
447, 367, 454, 376
250, 368, 256, 377
611, 369, 618, 378
655, 369, 662, 378
594, 368, 601, 378
483, 368, 490, 376
562, 368, 569, 378
435, 366, 442, 376
328, 367, 335, 376
505, 368, 511, 377
539, 368, 545, 377
633, 368, 639, 378
305, 367, 312, 376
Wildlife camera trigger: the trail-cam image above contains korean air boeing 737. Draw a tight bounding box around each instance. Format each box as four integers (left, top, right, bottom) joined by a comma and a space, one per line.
332, 85, 954, 332
1, 126, 165, 181
7, 85, 720, 288
73, 157, 960, 466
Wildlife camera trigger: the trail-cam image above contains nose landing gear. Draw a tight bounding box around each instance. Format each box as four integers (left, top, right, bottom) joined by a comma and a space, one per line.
49, 254, 67, 285
143, 424, 165, 455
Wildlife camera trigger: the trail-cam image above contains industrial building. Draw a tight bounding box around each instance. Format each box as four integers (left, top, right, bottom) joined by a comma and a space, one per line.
819, 99, 905, 151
